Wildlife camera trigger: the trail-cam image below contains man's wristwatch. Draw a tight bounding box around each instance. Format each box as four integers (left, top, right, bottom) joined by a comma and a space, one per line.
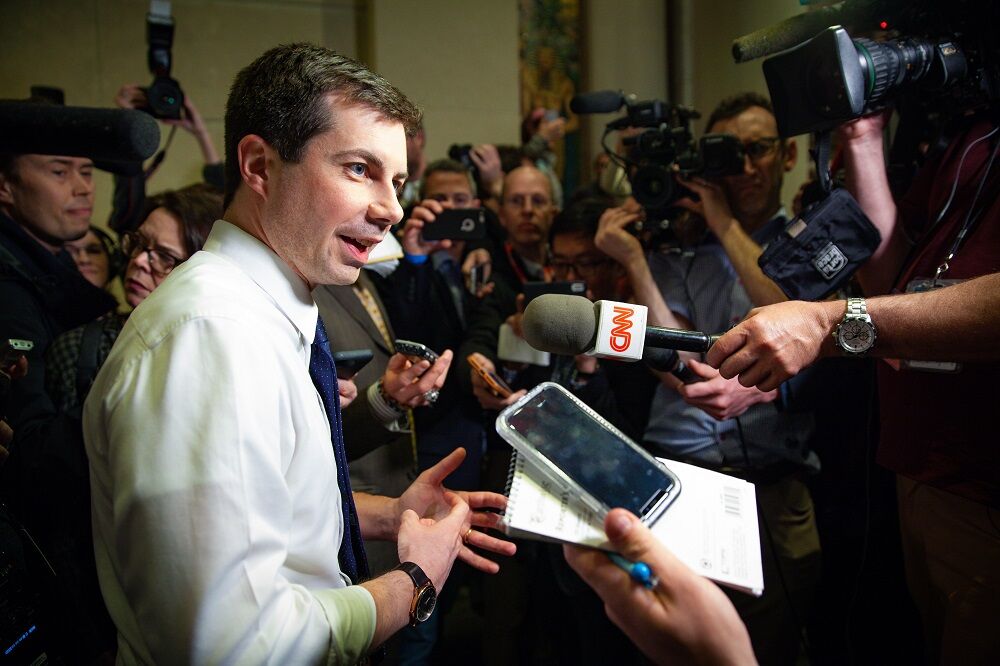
392, 561, 437, 626
833, 297, 877, 354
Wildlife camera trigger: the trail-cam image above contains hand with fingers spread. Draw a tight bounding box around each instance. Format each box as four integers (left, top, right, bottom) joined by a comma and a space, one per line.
565, 509, 756, 666
706, 300, 840, 392
383, 350, 453, 408
678, 359, 777, 420
396, 448, 516, 576
402, 199, 454, 258
396, 491, 470, 589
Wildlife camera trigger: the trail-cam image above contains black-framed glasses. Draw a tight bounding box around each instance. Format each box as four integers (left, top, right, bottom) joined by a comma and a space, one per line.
120, 231, 185, 277
743, 137, 782, 161
551, 257, 611, 278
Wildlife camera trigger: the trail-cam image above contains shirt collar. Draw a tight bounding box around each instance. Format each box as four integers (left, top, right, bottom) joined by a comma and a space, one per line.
202, 219, 319, 344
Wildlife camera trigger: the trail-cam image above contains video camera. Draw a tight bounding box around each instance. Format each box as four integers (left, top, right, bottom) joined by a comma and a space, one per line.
736, 0, 1000, 139
570, 90, 745, 228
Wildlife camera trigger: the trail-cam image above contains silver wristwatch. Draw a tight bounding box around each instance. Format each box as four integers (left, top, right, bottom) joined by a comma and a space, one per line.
834, 297, 877, 355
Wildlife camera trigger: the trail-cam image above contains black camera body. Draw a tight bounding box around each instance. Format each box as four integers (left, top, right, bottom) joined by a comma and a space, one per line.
139, 5, 184, 120
572, 91, 745, 226
758, 0, 1000, 138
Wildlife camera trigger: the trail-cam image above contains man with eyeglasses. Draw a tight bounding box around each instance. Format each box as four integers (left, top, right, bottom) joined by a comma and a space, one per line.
596, 92, 821, 665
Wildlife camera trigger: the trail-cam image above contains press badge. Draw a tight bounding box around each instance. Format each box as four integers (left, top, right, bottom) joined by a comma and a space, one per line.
901, 278, 966, 373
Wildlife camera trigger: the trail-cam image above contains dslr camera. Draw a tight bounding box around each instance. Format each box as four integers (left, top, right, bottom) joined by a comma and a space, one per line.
139, 3, 184, 120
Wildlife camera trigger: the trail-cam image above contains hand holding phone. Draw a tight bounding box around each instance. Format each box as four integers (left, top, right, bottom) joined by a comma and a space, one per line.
467, 354, 513, 399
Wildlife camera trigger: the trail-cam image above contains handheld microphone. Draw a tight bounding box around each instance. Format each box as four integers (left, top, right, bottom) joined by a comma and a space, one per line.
0, 103, 161, 163
569, 90, 625, 115
522, 294, 720, 361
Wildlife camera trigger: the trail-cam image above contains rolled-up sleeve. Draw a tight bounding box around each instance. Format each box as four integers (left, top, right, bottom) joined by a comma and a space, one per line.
87, 313, 376, 664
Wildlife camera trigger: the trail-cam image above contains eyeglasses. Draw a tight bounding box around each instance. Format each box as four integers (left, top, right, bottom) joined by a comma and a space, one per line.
121, 231, 185, 277
65, 242, 106, 259
551, 257, 611, 278
743, 137, 782, 161
503, 194, 551, 209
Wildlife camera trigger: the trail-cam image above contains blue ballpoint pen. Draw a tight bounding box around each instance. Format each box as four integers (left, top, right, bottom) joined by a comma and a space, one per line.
608, 553, 659, 589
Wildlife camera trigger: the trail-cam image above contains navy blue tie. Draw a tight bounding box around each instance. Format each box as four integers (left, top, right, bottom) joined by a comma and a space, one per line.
309, 318, 370, 584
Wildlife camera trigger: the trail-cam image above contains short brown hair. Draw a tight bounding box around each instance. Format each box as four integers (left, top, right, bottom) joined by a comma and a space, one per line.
223, 43, 422, 207
143, 183, 223, 256
705, 92, 774, 134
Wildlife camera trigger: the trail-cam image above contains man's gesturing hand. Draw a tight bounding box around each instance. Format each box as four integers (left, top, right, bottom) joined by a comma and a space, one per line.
706, 300, 841, 392
564, 509, 756, 666
397, 448, 516, 575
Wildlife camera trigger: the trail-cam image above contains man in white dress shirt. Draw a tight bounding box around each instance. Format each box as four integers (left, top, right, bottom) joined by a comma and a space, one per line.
83, 43, 514, 664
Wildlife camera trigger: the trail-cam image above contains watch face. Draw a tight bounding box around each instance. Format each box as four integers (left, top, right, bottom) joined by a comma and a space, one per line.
839, 319, 875, 353
415, 585, 437, 622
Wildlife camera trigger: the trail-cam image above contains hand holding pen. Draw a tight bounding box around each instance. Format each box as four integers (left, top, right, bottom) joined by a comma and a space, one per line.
563, 509, 757, 666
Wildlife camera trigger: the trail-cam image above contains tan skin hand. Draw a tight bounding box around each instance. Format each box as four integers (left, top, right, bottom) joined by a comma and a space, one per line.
383, 350, 453, 408
467, 352, 526, 411
565, 509, 756, 666
678, 359, 777, 420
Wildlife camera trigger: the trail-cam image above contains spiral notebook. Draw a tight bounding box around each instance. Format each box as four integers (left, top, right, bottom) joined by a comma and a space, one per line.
502, 451, 764, 596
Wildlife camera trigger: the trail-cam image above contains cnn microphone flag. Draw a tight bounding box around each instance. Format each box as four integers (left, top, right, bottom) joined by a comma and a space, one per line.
592, 300, 648, 360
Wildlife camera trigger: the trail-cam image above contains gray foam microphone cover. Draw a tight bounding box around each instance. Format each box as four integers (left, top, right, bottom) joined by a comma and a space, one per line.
521, 294, 597, 355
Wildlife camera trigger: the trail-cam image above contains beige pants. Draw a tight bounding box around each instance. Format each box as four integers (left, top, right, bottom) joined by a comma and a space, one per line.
897, 476, 1000, 665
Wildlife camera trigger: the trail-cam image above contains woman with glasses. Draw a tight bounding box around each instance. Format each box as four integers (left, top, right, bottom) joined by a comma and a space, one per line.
47, 183, 220, 414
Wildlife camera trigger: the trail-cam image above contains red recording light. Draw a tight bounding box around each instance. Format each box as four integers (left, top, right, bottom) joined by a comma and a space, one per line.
879, 20, 889, 30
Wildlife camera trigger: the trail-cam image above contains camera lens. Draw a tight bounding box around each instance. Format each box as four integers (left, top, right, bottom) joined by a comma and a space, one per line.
853, 37, 964, 104
631, 165, 676, 210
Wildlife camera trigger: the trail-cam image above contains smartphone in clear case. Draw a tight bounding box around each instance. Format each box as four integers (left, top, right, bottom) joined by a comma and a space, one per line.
496, 382, 681, 524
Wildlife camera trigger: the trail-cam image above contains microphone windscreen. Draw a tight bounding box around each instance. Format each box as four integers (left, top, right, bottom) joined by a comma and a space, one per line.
522, 294, 597, 355
731, 6, 850, 62
0, 103, 160, 162
570, 90, 624, 115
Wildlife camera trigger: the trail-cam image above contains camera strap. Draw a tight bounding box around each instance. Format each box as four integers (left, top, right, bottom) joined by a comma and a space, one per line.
811, 130, 833, 196
932, 125, 1000, 283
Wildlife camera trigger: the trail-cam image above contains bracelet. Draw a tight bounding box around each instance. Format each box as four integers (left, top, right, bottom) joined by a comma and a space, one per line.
404, 252, 429, 265
376, 379, 406, 414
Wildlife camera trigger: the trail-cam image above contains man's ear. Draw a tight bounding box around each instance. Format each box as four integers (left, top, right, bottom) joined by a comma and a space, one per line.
0, 171, 16, 207
782, 138, 798, 173
237, 134, 274, 200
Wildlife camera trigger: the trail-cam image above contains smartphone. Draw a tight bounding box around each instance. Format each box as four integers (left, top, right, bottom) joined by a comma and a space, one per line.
332, 349, 374, 380
466, 263, 488, 294
422, 208, 487, 241
395, 339, 440, 364
467, 354, 513, 399
2, 339, 33, 369
522, 280, 586, 305
496, 382, 680, 524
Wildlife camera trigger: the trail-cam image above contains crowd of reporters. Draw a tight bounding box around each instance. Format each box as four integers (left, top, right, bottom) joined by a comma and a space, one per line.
1, 53, 997, 665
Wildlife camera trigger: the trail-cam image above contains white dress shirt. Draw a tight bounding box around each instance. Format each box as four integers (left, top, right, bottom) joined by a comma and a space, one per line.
83, 220, 376, 664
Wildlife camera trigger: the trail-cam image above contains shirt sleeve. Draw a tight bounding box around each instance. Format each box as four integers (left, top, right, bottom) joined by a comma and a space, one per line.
90, 315, 376, 663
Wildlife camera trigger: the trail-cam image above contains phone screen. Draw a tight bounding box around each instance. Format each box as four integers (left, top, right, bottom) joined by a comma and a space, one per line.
503, 386, 675, 517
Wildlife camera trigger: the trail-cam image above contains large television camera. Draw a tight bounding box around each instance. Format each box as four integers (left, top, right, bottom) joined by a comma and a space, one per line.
570, 91, 745, 224
736, 0, 1000, 140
